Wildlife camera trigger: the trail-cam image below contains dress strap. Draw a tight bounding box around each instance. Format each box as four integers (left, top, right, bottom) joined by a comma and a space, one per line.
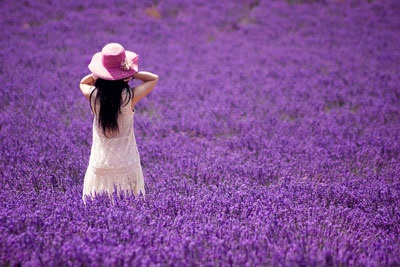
130, 87, 135, 112
89, 87, 97, 114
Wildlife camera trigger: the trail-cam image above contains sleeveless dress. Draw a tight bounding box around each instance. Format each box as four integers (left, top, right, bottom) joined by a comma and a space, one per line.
82, 88, 145, 200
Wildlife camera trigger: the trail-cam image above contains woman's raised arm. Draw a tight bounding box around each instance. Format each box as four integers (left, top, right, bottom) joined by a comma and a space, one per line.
79, 74, 96, 100
131, 71, 159, 107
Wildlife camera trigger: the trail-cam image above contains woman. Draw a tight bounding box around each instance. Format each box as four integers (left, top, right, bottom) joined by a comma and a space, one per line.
79, 43, 158, 201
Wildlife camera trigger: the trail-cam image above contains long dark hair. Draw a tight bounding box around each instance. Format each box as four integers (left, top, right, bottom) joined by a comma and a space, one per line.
90, 78, 132, 137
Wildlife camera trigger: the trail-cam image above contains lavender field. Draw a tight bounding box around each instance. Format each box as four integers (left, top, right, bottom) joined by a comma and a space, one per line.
1, 0, 400, 266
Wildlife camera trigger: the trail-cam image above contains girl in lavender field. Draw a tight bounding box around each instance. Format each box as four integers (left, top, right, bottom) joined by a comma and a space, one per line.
79, 43, 158, 201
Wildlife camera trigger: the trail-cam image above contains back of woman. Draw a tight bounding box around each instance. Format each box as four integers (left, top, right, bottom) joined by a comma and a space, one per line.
89, 88, 137, 168
79, 43, 158, 202
90, 86, 134, 138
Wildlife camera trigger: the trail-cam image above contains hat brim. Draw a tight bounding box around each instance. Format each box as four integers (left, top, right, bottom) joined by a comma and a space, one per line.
88, 51, 139, 81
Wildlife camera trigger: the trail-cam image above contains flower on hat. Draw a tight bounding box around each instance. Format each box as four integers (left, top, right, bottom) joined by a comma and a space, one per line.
120, 58, 134, 71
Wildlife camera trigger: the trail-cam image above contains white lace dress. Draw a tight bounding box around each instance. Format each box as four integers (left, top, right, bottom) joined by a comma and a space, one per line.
82, 89, 145, 200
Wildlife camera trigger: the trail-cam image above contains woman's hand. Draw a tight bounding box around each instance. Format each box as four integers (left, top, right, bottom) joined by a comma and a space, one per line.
81, 74, 97, 86
123, 75, 134, 83
133, 71, 158, 82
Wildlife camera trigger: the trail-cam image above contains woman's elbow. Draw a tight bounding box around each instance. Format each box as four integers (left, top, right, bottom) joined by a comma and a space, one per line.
152, 75, 159, 88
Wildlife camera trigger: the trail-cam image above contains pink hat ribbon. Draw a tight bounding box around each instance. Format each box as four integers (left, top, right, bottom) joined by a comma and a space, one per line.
121, 56, 138, 71
101, 44, 138, 71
